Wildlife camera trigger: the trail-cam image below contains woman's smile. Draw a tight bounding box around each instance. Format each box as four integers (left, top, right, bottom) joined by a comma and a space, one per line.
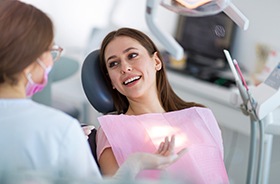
123, 76, 141, 86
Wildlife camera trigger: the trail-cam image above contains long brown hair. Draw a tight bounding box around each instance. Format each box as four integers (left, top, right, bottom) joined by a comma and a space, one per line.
99, 27, 204, 114
0, 0, 54, 85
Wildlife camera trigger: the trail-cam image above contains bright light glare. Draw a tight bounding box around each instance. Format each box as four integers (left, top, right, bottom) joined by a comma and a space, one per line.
174, 0, 211, 9
161, 0, 230, 17
147, 126, 188, 148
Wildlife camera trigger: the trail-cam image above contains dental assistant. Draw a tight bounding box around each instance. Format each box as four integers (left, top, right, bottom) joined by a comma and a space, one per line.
0, 0, 103, 181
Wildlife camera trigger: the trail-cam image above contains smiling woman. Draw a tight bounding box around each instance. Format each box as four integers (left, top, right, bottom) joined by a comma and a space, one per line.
95, 27, 229, 183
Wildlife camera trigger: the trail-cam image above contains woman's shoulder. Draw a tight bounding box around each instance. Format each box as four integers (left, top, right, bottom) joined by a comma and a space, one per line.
38, 102, 71, 114
29, 100, 80, 125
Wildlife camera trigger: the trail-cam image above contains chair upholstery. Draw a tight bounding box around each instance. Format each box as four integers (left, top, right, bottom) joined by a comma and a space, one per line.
81, 50, 115, 114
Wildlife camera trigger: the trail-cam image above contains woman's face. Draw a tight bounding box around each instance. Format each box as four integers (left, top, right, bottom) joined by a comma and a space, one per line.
104, 36, 162, 100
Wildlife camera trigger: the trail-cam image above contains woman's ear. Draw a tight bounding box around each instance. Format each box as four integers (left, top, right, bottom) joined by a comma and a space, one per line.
23, 62, 36, 75
153, 52, 162, 71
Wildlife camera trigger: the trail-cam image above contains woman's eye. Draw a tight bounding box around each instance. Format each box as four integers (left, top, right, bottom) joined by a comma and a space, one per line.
128, 53, 138, 59
108, 61, 118, 68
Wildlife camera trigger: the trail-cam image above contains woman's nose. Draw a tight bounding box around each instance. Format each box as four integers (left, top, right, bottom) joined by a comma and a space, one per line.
120, 61, 132, 74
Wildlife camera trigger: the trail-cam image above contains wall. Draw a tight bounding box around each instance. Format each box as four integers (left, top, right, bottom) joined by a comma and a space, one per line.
230, 0, 280, 74
22, 0, 178, 56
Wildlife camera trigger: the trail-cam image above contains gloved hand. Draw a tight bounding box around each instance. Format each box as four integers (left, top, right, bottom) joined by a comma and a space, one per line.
113, 135, 187, 179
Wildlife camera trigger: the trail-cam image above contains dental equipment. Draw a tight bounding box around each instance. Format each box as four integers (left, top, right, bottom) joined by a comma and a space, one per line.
224, 49, 280, 184
145, 0, 249, 60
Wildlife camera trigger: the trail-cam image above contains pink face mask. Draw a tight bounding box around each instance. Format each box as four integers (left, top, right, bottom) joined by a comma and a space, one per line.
25, 60, 52, 97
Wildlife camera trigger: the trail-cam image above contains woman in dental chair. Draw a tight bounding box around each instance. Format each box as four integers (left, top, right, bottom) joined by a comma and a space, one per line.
96, 27, 229, 183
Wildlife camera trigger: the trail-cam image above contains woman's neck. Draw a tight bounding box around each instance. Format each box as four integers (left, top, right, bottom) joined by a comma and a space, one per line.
126, 106, 165, 115
125, 97, 165, 115
0, 83, 26, 98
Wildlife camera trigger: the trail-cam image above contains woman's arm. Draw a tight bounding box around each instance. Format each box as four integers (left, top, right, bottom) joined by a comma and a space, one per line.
99, 147, 119, 176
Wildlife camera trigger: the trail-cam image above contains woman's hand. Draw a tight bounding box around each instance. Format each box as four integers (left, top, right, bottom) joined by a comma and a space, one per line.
113, 135, 187, 179
144, 135, 187, 169
156, 135, 175, 156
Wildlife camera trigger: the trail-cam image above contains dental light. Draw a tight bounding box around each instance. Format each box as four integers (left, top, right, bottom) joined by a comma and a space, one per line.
145, 0, 249, 60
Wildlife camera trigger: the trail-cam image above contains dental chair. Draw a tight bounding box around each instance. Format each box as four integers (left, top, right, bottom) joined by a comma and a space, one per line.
81, 50, 115, 114
81, 49, 116, 170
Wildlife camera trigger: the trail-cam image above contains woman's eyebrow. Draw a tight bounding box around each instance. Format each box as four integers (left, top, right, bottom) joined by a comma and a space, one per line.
107, 55, 117, 63
106, 47, 138, 62
123, 47, 137, 54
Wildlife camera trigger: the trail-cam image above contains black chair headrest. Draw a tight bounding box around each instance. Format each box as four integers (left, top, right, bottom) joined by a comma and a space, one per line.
81, 50, 115, 114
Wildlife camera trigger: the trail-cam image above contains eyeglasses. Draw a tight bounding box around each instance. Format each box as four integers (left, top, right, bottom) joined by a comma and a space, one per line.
50, 44, 63, 62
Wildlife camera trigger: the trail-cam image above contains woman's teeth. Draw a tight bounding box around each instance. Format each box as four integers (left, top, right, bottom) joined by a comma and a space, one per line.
124, 76, 140, 85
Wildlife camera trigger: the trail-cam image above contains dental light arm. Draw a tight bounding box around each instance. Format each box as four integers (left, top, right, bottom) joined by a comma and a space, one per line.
222, 2, 249, 31
146, 0, 184, 60
145, 0, 249, 60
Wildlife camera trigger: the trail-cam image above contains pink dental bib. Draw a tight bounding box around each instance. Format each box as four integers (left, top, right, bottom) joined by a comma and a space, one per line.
97, 107, 229, 183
